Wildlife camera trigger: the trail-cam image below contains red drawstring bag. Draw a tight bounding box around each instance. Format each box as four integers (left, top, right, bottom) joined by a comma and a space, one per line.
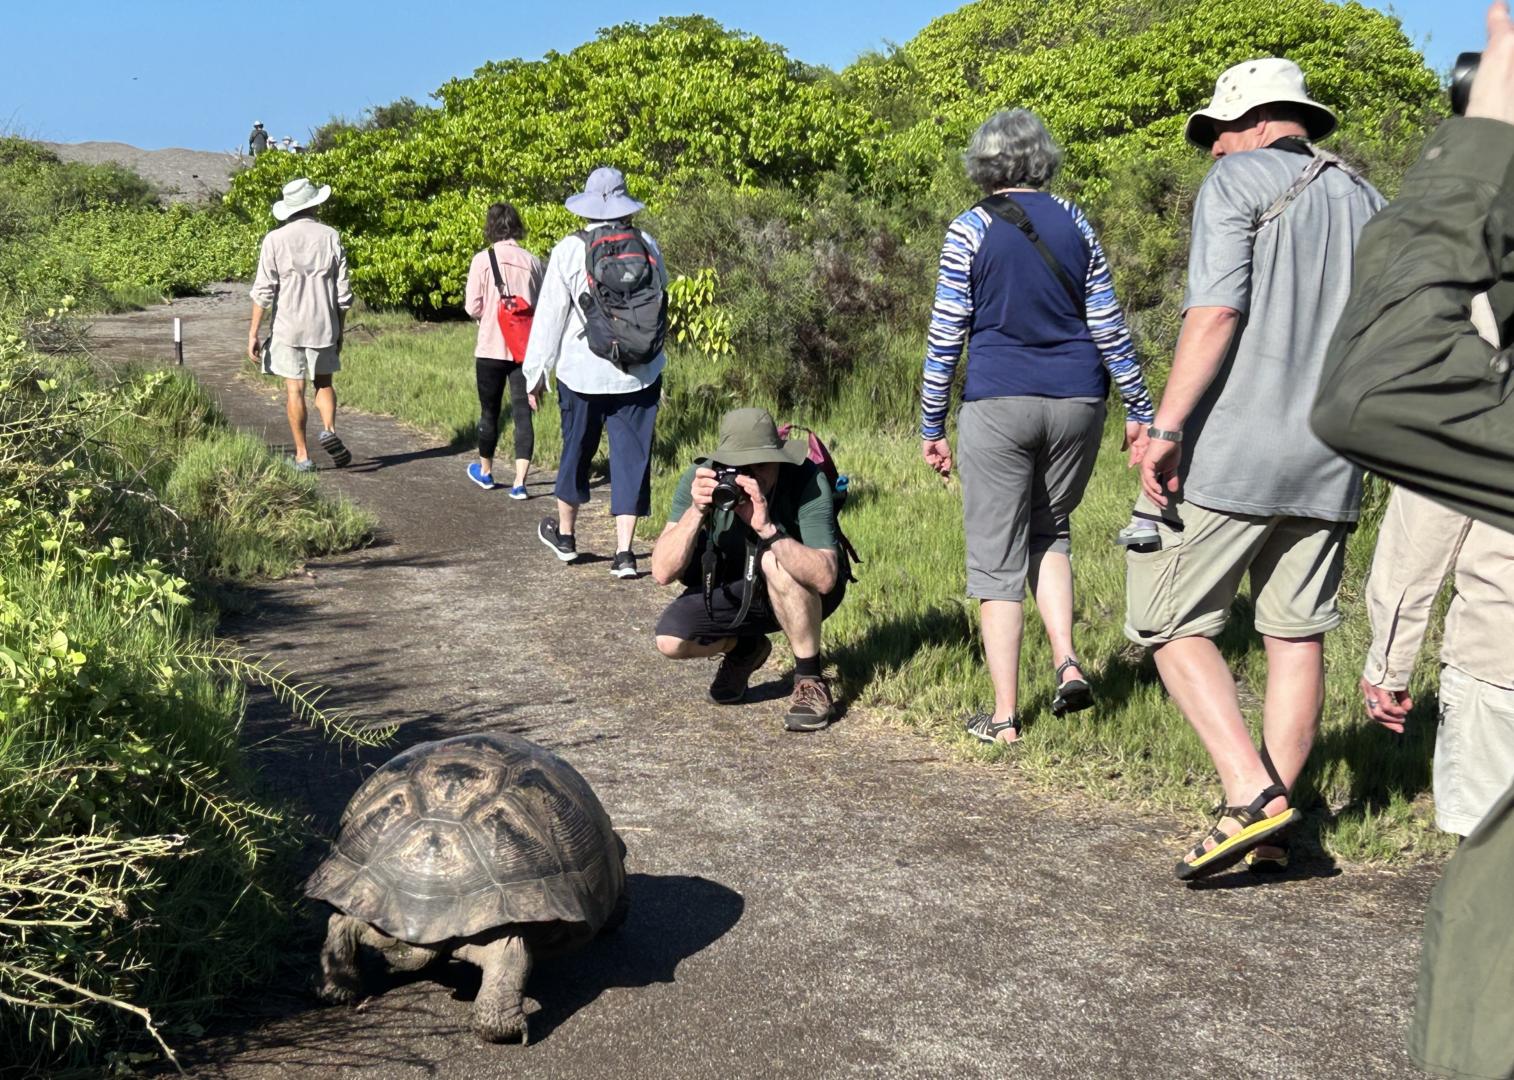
486, 247, 534, 362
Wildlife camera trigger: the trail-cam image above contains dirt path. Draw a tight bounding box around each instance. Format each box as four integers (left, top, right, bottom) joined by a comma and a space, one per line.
92, 287, 1438, 1080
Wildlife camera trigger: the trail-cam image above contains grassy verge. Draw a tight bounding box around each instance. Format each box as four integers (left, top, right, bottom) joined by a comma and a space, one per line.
1, 320, 380, 1074
333, 317, 1451, 864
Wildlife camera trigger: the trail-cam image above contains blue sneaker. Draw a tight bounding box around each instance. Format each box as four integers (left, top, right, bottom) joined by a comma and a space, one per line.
467, 462, 498, 490
508, 485, 529, 500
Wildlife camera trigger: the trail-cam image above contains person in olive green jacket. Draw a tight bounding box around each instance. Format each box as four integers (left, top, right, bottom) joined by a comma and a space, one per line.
1311, 7, 1514, 536
1313, 5, 1514, 1077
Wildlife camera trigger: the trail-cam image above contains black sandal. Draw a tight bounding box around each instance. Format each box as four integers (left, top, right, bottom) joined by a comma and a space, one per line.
1051, 656, 1093, 717
1246, 836, 1291, 874
1175, 783, 1300, 881
965, 711, 1020, 744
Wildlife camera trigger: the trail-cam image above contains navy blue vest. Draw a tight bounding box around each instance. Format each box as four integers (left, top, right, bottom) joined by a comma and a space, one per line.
964, 193, 1108, 404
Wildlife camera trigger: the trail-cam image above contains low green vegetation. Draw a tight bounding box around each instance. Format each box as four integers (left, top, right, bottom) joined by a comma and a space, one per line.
0, 310, 378, 1073
0, 137, 254, 316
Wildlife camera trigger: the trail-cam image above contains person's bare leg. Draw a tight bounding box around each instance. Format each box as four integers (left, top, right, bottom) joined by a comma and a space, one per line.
455, 934, 532, 1043
512, 457, 529, 489
1245, 634, 1325, 859
979, 598, 1024, 739
1028, 549, 1082, 682
284, 378, 309, 460
1153, 637, 1286, 852
312, 374, 337, 433
656, 635, 735, 659
557, 499, 578, 536
614, 513, 637, 554
762, 552, 821, 660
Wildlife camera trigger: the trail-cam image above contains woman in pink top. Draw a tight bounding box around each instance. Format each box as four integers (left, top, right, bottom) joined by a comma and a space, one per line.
463, 203, 545, 495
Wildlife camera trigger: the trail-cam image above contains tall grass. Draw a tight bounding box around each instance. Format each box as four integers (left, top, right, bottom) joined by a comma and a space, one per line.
333, 321, 1450, 863
1, 321, 382, 1073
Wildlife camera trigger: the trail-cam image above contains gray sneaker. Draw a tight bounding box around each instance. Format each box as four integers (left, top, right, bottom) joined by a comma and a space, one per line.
538, 518, 577, 562
289, 456, 316, 473
784, 676, 836, 732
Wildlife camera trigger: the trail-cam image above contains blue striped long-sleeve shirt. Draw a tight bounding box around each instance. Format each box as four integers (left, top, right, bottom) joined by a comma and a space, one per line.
920, 195, 1154, 439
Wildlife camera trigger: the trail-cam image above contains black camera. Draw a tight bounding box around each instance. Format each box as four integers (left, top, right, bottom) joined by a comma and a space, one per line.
1452, 51, 1480, 117
710, 466, 747, 511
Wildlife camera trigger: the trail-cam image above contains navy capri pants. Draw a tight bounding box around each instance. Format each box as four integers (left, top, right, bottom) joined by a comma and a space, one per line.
555, 377, 661, 517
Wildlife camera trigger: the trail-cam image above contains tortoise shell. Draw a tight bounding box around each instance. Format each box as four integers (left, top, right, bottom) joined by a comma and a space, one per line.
306, 732, 625, 945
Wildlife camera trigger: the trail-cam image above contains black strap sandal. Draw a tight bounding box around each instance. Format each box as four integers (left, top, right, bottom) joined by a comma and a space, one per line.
1051, 656, 1093, 717
1246, 836, 1291, 874
1175, 783, 1301, 882
965, 711, 1020, 744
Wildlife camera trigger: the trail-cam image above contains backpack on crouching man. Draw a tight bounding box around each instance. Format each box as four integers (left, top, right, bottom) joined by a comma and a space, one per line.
576, 226, 668, 369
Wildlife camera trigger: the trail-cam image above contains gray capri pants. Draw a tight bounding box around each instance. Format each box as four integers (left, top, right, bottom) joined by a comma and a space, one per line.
957, 395, 1105, 601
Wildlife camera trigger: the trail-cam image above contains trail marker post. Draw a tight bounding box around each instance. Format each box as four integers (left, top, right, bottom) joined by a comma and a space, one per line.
173, 317, 183, 366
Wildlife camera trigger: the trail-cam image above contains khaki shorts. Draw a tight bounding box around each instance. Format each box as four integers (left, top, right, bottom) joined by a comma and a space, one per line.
268, 343, 340, 381
1123, 494, 1351, 646
1434, 665, 1514, 836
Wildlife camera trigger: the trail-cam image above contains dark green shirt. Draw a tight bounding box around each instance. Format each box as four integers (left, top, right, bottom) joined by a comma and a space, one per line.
666, 460, 838, 587
1313, 118, 1514, 534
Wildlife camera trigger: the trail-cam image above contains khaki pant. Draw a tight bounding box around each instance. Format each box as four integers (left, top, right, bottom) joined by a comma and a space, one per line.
1123, 494, 1350, 646
1434, 664, 1514, 836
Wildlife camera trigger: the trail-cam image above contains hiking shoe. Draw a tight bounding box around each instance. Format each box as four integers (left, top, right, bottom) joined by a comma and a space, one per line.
289, 456, 316, 473
784, 676, 835, 732
708, 636, 773, 705
508, 485, 529, 500
537, 518, 577, 562
318, 430, 351, 467
467, 462, 498, 490
611, 551, 637, 579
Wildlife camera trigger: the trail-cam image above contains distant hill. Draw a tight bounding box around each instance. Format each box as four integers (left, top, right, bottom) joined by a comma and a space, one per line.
40, 140, 241, 203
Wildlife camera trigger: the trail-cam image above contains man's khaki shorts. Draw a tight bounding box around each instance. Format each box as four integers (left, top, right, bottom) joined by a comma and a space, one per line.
268, 343, 340, 381
1123, 494, 1351, 646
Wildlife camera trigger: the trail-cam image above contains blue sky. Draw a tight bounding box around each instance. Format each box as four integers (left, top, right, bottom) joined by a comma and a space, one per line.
1, 1, 1482, 151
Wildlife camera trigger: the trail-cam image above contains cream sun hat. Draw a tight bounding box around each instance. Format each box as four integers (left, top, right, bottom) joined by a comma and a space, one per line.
1185, 58, 1337, 149
271, 177, 331, 221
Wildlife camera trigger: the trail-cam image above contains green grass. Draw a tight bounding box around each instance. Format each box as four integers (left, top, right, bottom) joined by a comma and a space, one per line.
332, 318, 1452, 864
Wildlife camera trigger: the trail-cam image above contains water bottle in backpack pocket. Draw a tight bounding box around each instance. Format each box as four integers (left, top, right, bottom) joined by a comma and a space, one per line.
576, 227, 668, 369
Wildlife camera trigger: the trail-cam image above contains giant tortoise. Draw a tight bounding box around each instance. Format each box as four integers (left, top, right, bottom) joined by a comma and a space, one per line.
306, 732, 627, 1042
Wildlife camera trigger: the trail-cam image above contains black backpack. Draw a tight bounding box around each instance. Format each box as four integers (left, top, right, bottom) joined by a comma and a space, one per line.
576, 226, 668, 368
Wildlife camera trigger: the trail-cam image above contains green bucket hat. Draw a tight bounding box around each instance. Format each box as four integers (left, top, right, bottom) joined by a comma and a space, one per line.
709, 409, 809, 468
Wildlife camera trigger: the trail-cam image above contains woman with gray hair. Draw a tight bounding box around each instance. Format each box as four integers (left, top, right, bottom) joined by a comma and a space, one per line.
919, 108, 1155, 744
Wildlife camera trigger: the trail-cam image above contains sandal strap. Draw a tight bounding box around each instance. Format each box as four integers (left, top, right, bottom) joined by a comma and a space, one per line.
968, 713, 1020, 737
1221, 783, 1290, 828
1055, 655, 1082, 680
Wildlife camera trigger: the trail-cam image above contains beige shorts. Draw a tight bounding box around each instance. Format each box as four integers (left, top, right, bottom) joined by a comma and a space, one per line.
268, 343, 340, 381
1434, 665, 1514, 836
1123, 494, 1351, 646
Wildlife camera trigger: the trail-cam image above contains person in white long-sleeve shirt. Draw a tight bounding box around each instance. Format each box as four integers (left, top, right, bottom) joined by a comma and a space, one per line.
523, 167, 668, 580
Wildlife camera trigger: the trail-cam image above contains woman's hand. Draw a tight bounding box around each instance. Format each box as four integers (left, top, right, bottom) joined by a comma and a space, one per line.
922, 438, 953, 478
1360, 677, 1413, 735
1123, 421, 1148, 468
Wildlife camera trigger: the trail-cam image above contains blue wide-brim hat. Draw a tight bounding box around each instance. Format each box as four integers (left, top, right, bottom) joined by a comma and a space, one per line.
564, 166, 645, 219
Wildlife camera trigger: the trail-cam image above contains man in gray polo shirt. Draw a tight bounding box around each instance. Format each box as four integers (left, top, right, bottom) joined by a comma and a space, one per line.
1124, 59, 1385, 880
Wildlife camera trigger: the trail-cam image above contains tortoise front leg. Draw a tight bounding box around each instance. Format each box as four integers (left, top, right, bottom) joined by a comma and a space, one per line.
456, 933, 532, 1043
316, 912, 367, 1004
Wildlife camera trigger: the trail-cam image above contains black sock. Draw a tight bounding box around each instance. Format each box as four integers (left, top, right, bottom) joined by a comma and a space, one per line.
793, 654, 822, 679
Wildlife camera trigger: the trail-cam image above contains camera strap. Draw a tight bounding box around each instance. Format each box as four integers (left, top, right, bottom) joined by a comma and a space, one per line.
702, 522, 759, 632
1253, 145, 1361, 235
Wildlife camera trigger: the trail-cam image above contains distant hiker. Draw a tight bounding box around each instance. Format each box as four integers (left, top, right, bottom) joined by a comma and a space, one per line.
919, 108, 1155, 746
523, 167, 669, 579
249, 121, 269, 158
281, 137, 296, 153
650, 409, 847, 731
1125, 58, 1385, 880
247, 177, 354, 472
463, 202, 543, 495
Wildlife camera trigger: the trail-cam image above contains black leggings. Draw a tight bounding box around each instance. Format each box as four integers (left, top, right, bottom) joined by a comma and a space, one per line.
475, 357, 534, 463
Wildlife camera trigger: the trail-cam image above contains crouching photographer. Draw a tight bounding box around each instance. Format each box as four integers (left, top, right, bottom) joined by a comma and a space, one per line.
651, 409, 848, 732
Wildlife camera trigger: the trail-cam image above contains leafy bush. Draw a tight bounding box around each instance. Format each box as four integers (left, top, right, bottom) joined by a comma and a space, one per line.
0, 320, 379, 1073
308, 95, 431, 153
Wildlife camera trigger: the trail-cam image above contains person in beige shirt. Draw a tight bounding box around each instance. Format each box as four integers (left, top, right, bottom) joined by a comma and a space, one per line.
248, 177, 354, 471
1360, 295, 1514, 835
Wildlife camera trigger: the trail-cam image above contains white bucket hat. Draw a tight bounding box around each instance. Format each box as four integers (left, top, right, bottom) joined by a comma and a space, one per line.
271, 177, 331, 221
1185, 58, 1337, 149
564, 166, 645, 219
